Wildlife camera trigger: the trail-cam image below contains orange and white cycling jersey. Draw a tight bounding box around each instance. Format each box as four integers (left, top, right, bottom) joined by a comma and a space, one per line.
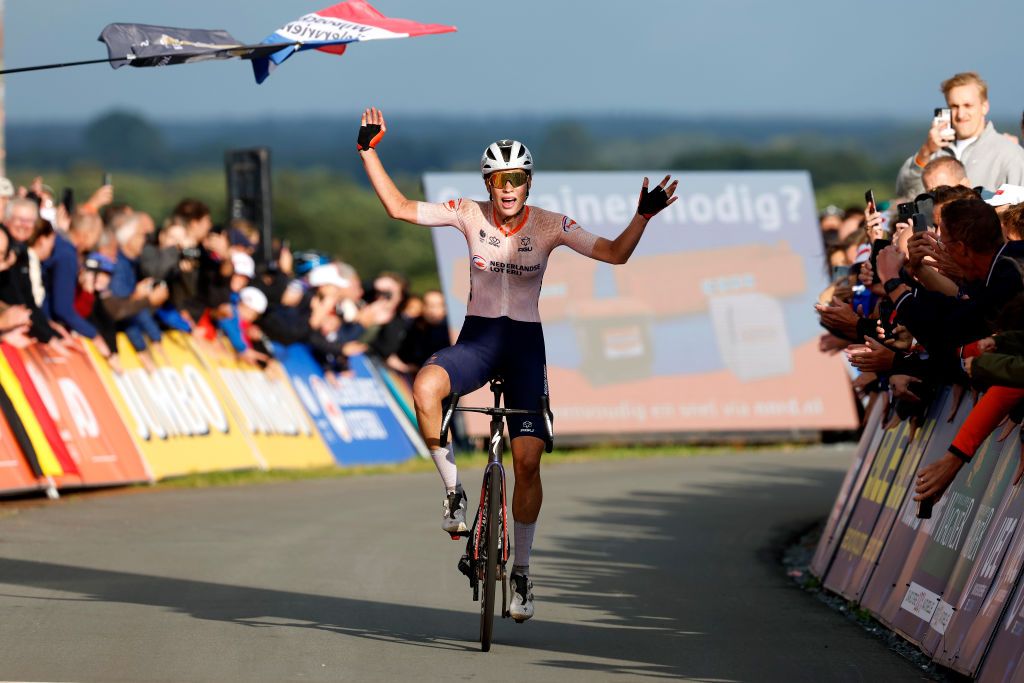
416, 199, 599, 323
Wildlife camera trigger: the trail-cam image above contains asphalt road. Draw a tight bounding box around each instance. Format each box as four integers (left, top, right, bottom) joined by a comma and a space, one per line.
0, 448, 931, 682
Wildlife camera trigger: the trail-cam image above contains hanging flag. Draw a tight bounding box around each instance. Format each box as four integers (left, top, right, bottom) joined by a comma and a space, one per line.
98, 23, 291, 70
0, 2, 455, 80
251, 0, 457, 83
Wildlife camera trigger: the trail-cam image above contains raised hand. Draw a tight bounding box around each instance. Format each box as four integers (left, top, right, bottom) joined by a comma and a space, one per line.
637, 175, 678, 220
358, 107, 387, 151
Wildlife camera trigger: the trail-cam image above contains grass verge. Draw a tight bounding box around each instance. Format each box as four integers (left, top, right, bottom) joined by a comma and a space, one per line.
153, 442, 816, 490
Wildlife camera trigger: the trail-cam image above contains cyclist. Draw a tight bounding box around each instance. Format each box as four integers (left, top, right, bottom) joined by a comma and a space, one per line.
357, 107, 677, 622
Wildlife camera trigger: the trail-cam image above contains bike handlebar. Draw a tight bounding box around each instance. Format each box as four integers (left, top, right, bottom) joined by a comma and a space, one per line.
439, 393, 554, 453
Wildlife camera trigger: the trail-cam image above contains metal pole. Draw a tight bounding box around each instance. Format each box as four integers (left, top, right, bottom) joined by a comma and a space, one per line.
0, 0, 7, 177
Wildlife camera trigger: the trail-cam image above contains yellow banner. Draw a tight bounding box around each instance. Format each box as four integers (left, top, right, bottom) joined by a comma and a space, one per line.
188, 335, 334, 470
87, 333, 263, 479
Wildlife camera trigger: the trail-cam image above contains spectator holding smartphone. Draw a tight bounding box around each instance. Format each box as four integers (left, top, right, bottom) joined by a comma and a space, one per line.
897, 72, 1024, 197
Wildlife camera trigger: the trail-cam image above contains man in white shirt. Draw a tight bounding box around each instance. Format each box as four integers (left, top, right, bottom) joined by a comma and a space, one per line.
896, 72, 1024, 198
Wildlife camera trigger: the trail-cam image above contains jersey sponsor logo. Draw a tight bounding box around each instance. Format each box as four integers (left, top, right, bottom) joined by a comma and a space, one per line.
487, 260, 541, 276
562, 216, 580, 233
521, 420, 535, 434
488, 236, 501, 247
445, 198, 463, 212
472, 255, 488, 270
518, 236, 533, 253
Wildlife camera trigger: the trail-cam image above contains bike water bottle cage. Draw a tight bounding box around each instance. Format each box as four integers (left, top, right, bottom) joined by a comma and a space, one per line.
486, 171, 530, 190
638, 184, 669, 220
357, 123, 384, 151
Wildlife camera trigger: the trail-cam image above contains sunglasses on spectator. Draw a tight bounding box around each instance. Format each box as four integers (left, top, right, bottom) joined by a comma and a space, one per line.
486, 171, 530, 189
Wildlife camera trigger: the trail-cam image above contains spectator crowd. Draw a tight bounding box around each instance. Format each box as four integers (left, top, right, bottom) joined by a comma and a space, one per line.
0, 177, 451, 386
814, 71, 1024, 504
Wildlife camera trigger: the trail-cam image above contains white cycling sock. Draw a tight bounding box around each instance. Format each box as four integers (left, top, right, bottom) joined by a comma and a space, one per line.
513, 521, 536, 573
430, 446, 459, 493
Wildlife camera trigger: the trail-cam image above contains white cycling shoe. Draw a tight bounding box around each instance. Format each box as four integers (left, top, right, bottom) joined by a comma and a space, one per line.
442, 487, 468, 534
508, 570, 534, 622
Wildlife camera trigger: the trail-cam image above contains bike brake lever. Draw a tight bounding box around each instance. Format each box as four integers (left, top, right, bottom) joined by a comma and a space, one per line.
540, 395, 554, 454
440, 393, 461, 448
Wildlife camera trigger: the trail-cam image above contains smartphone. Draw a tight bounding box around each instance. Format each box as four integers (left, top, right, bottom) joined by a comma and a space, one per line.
912, 213, 930, 233
915, 195, 936, 227
869, 238, 891, 283
917, 496, 934, 520
102, 172, 112, 187
864, 189, 876, 214
831, 265, 850, 281
897, 202, 916, 224
934, 107, 954, 140
60, 187, 74, 214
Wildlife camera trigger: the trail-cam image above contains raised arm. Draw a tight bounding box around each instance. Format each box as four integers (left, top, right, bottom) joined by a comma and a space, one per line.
590, 175, 677, 265
357, 107, 419, 224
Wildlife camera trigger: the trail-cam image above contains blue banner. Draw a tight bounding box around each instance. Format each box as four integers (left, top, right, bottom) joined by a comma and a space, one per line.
273, 343, 419, 465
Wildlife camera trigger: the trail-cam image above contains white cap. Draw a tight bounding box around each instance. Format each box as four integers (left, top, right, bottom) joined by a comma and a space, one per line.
239, 286, 268, 315
231, 251, 255, 279
308, 264, 350, 289
854, 243, 871, 264
985, 184, 1024, 208
0, 177, 14, 199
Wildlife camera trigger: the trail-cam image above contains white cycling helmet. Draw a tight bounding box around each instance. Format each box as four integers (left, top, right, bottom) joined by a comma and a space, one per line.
480, 139, 534, 175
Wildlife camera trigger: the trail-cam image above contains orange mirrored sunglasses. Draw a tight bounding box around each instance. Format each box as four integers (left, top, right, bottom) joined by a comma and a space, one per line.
486, 170, 530, 189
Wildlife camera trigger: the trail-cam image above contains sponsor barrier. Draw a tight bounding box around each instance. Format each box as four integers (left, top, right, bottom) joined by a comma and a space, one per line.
0, 380, 48, 495
273, 343, 426, 465
190, 335, 335, 470
89, 332, 264, 480
809, 396, 886, 578
424, 171, 858, 439
812, 387, 1024, 678
18, 341, 150, 488
0, 345, 68, 481
0, 330, 421, 496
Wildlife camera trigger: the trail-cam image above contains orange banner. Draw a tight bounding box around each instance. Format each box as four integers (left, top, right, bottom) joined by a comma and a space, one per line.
17, 342, 151, 488
0, 390, 45, 495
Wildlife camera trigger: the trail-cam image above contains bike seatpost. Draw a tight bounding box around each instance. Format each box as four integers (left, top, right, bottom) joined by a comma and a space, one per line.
490, 378, 503, 409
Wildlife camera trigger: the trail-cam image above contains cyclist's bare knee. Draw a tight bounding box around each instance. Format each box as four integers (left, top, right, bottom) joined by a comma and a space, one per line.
511, 437, 544, 483
413, 364, 451, 407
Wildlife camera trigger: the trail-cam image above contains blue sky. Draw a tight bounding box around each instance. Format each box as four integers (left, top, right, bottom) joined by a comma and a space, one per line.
6, 0, 1023, 124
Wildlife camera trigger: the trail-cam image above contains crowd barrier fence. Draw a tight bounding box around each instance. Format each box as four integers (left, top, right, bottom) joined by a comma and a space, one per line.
813, 387, 1024, 680
0, 332, 427, 498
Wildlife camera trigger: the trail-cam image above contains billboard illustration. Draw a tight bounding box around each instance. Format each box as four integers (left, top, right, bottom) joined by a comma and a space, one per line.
423, 171, 857, 436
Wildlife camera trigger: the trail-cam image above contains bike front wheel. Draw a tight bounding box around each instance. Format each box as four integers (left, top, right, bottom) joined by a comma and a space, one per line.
480, 467, 501, 651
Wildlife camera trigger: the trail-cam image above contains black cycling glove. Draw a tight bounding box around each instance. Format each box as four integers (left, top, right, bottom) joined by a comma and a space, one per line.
638, 183, 669, 220
357, 123, 385, 151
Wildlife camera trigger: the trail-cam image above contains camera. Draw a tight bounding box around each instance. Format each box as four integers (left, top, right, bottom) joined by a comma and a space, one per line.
181, 246, 202, 260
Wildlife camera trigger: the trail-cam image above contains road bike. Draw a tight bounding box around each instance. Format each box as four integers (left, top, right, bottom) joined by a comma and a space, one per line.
439, 377, 553, 652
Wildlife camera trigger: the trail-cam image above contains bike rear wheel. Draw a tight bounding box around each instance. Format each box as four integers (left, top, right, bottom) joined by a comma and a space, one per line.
479, 467, 501, 651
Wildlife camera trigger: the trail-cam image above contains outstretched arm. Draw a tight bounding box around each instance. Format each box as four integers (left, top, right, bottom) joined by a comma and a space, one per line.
590, 175, 678, 265
357, 107, 419, 224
